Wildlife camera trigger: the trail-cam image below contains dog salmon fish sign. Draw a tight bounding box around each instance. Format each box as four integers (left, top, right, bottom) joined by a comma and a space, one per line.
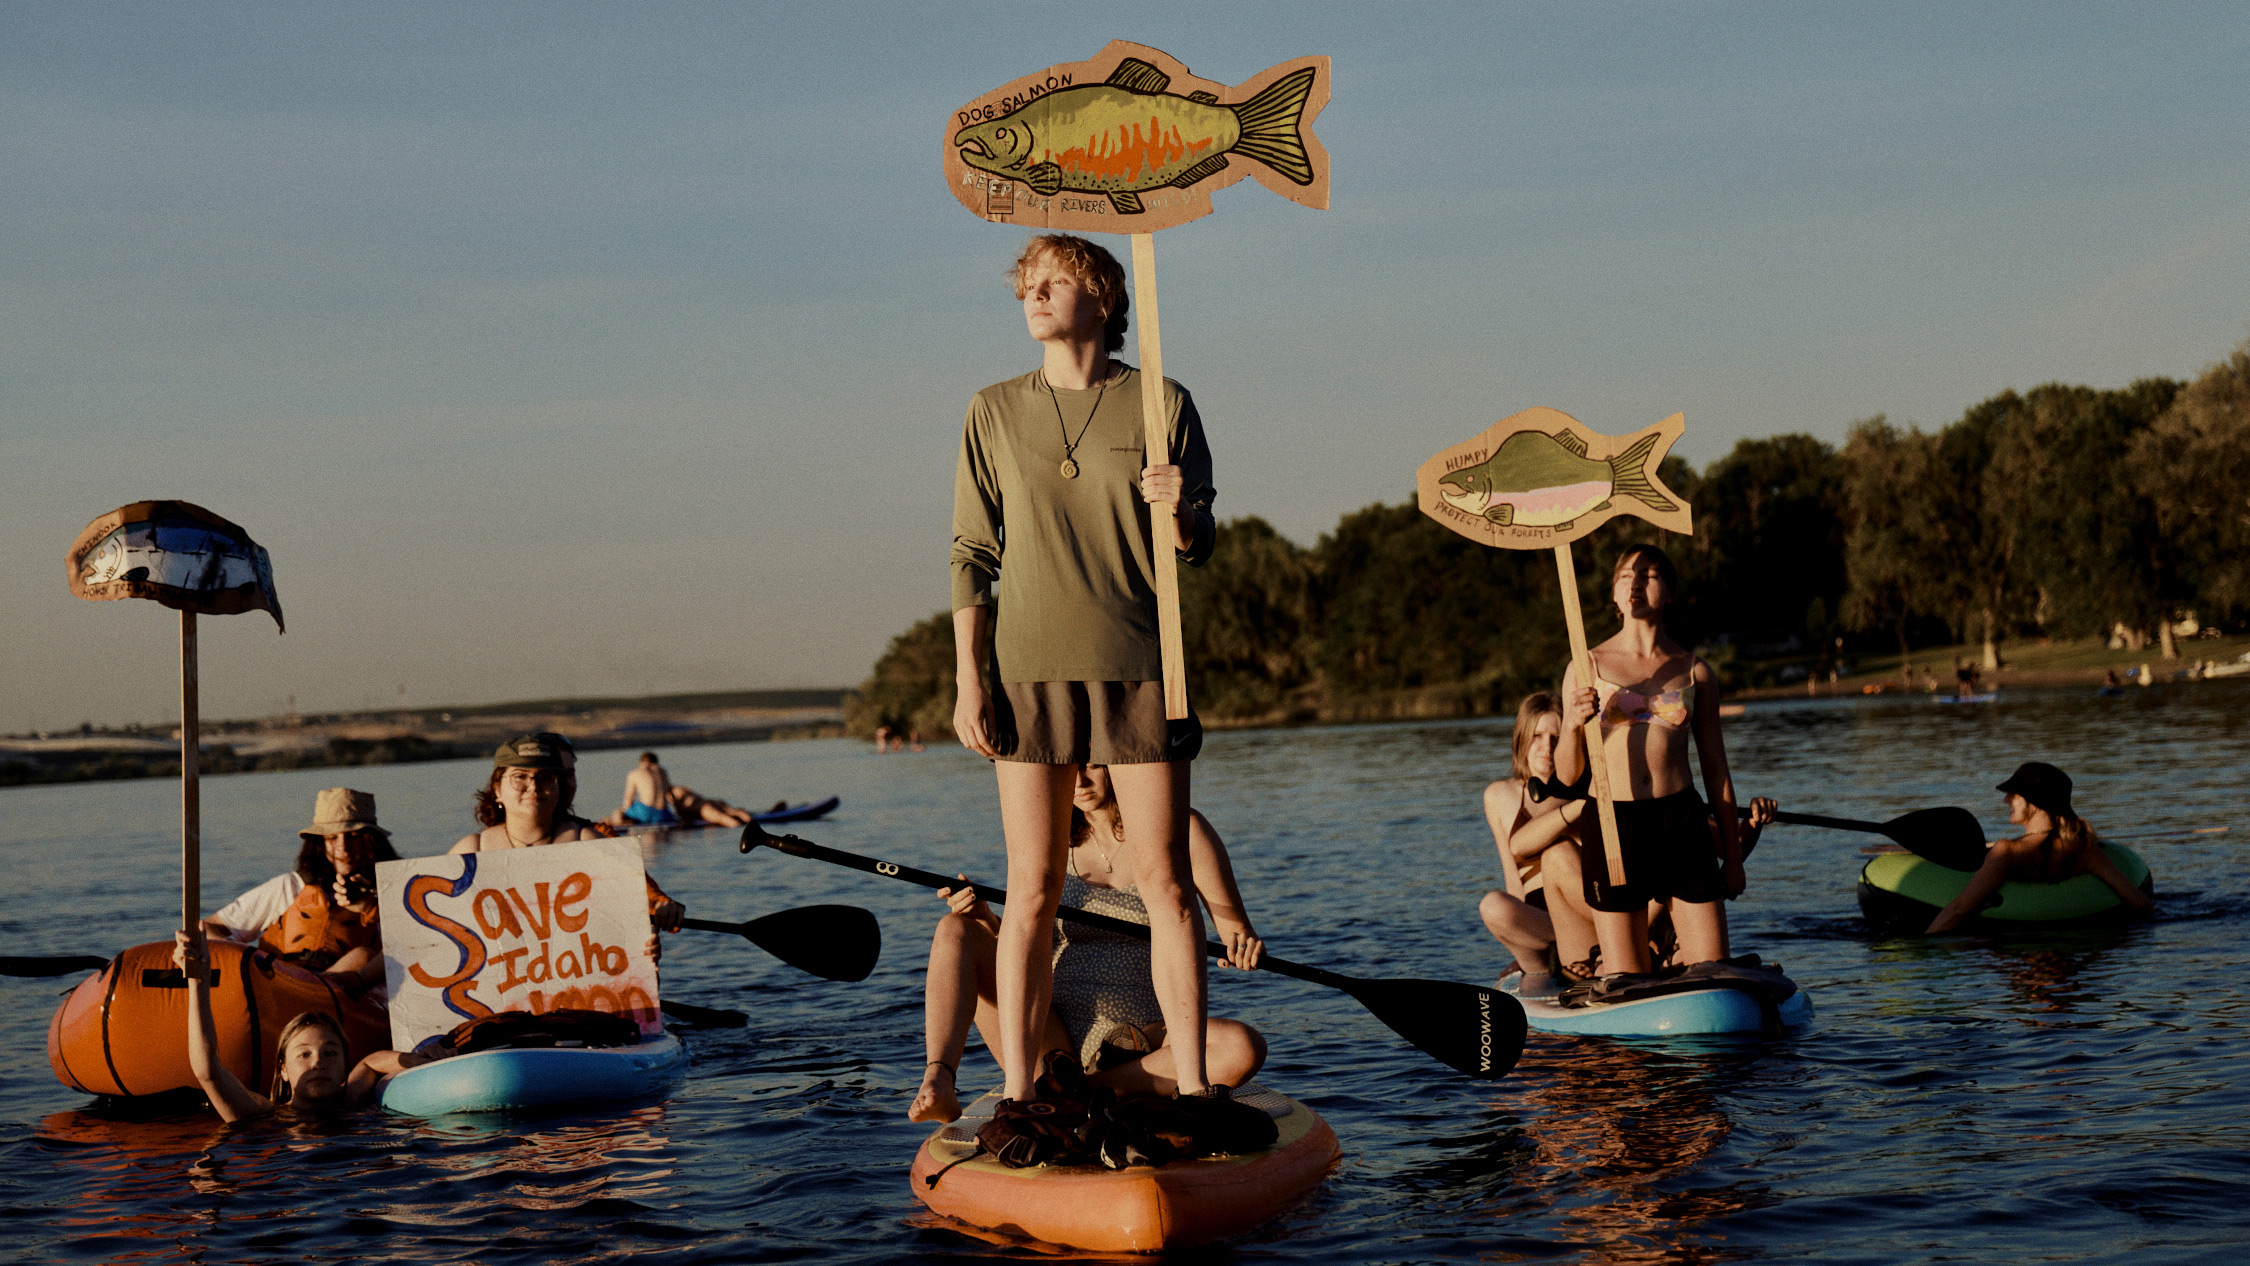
376, 838, 663, 1049
943, 41, 1330, 726
1417, 409, 1694, 887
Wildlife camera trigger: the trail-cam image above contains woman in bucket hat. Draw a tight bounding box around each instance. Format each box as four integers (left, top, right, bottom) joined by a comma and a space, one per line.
451, 733, 686, 952
1926, 762, 2155, 933
205, 787, 401, 990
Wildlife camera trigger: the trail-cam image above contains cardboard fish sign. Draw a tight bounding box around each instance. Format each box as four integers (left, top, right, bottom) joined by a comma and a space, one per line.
1417, 409, 1693, 549
945, 40, 1330, 233
65, 500, 284, 631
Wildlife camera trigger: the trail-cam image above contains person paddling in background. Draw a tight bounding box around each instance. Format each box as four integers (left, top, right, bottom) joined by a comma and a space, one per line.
1478, 693, 1601, 998
1556, 544, 1745, 984
454, 734, 686, 956
618, 751, 678, 827
1926, 762, 2153, 933
950, 233, 1269, 1157
171, 931, 425, 1122
909, 764, 1267, 1124
203, 787, 398, 993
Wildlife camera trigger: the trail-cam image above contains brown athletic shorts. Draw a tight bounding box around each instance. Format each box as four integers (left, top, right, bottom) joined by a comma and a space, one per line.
992, 681, 1195, 765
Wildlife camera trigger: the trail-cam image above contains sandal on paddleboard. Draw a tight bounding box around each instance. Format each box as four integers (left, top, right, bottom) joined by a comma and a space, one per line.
1173, 1084, 1279, 1157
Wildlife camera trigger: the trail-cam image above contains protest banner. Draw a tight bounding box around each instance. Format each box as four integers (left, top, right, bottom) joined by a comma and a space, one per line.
377, 838, 661, 1049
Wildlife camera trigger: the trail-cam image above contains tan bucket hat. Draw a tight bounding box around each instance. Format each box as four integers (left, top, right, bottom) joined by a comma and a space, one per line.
299, 787, 390, 840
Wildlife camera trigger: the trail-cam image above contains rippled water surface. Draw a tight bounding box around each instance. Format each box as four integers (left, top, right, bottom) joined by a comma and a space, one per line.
4, 683, 2246, 1263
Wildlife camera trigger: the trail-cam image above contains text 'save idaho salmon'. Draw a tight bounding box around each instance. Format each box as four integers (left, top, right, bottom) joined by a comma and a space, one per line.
1416, 408, 1694, 549
943, 40, 1330, 234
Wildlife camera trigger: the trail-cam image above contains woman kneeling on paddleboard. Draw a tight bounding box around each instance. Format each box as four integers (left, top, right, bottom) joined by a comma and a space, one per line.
172, 931, 425, 1122
1926, 762, 2153, 933
1479, 692, 1602, 998
1556, 544, 1745, 982
910, 764, 1267, 1124
949, 234, 1269, 1150
452, 733, 686, 957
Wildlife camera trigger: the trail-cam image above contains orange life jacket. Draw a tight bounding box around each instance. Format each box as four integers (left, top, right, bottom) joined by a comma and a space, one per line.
258, 882, 377, 970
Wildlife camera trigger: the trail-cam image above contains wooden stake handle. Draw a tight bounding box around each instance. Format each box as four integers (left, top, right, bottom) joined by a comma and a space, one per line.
1554, 545, 1627, 886
1131, 232, 1189, 722
180, 610, 201, 934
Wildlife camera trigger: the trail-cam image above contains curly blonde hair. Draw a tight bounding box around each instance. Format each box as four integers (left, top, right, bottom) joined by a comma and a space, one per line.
1011, 234, 1130, 353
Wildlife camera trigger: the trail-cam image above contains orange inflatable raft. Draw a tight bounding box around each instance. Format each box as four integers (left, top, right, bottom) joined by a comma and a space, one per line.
48, 939, 391, 1098
910, 1084, 1339, 1253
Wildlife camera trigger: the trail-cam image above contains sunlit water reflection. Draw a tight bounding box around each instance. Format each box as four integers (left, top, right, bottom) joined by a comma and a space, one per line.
3, 681, 2244, 1262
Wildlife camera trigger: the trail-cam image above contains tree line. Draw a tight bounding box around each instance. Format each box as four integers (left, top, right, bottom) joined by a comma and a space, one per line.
848, 337, 2250, 738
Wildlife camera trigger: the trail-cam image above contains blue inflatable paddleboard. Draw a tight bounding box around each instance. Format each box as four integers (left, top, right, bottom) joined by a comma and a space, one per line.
1502, 979, 1812, 1037
755, 795, 840, 825
379, 1035, 687, 1116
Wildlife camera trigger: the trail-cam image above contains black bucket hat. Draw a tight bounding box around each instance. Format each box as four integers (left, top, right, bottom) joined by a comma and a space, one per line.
1997, 761, 2072, 816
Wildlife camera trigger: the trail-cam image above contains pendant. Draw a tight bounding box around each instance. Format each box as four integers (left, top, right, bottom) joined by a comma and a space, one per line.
1059, 458, 1079, 479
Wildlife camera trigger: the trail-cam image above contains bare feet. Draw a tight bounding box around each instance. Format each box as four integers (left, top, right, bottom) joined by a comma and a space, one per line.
908, 1061, 959, 1124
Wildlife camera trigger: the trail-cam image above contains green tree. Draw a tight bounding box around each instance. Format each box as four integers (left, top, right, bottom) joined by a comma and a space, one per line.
1840, 416, 1944, 669
2131, 338, 2250, 633
844, 612, 957, 741
1984, 380, 2180, 651
1179, 516, 1318, 720
1675, 435, 1845, 649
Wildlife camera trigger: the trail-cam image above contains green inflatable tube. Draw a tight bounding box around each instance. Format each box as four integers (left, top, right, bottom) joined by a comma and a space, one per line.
1857, 843, 2153, 931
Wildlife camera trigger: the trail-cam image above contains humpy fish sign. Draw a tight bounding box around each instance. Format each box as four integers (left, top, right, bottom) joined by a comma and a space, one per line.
377, 838, 662, 1050
1417, 408, 1694, 887
944, 40, 1330, 233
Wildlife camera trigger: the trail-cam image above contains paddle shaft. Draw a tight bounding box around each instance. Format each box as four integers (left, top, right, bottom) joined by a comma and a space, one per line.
1554, 544, 1627, 886
1773, 810, 1888, 834
1130, 232, 1189, 723
748, 830, 1351, 992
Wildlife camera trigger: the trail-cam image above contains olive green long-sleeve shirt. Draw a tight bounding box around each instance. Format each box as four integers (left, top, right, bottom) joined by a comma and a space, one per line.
950, 366, 1215, 683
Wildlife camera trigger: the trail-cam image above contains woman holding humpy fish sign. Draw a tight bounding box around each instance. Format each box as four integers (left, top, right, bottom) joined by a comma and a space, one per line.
949, 233, 1268, 1157
1554, 543, 1744, 985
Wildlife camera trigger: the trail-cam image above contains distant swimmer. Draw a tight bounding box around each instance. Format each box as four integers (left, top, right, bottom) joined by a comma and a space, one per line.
620, 751, 678, 826
1925, 762, 2154, 933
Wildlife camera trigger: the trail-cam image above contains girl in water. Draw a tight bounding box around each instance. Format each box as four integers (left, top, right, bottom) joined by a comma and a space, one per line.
1479, 692, 1601, 998
1926, 762, 2153, 932
1555, 544, 1744, 979
172, 931, 424, 1122
949, 234, 1266, 1151
908, 764, 1266, 1124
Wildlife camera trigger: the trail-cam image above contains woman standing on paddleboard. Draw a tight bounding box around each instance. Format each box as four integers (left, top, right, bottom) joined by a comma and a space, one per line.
1555, 544, 1744, 981
951, 234, 1263, 1152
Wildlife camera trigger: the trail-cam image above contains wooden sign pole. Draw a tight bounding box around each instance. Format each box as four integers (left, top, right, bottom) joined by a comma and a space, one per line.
1552, 545, 1626, 886
179, 611, 202, 939
1131, 232, 1189, 722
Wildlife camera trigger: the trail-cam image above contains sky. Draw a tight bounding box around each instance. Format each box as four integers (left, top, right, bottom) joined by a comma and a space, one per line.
5, 2, 2247, 733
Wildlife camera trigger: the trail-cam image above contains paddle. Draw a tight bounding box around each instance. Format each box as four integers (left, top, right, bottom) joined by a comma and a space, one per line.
1, 955, 110, 978
1773, 807, 1987, 872
736, 823, 1527, 1081
680, 905, 881, 983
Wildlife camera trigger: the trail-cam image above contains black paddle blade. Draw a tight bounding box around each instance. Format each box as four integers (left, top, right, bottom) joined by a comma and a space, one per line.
740, 904, 881, 982
1344, 977, 1527, 1080
1, 955, 108, 978
1885, 807, 1987, 872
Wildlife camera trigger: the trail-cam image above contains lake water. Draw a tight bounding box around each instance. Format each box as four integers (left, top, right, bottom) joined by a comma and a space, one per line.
3, 683, 2245, 1263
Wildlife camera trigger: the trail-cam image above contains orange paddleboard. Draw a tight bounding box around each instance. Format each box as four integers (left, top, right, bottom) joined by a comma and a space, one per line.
48, 939, 390, 1098
910, 1084, 1338, 1253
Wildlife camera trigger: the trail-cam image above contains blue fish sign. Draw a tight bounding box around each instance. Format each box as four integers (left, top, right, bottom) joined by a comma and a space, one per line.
66, 500, 283, 631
